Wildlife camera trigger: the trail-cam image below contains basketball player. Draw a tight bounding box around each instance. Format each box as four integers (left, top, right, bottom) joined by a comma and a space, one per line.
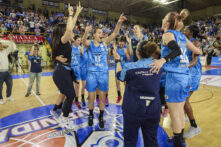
128, 25, 148, 62
82, 13, 127, 129
79, 47, 88, 107
51, 3, 82, 129
114, 36, 130, 103
184, 25, 202, 138
149, 9, 202, 147
70, 35, 84, 109
113, 40, 162, 147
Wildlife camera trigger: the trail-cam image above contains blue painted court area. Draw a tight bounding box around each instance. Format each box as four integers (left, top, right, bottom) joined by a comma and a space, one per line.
0, 104, 172, 147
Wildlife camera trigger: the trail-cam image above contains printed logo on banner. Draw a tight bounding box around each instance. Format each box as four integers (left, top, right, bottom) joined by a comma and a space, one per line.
0, 104, 170, 147
211, 57, 221, 66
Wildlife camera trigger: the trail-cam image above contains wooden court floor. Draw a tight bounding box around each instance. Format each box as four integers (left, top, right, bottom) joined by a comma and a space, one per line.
0, 68, 221, 147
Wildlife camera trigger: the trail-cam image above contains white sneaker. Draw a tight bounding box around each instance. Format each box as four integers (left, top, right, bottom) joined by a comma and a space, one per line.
184, 126, 201, 138
0, 99, 4, 104
7, 97, 14, 101
58, 114, 75, 130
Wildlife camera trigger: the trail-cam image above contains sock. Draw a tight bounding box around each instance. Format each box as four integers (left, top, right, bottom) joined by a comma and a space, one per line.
190, 119, 197, 128
53, 103, 63, 111
99, 110, 104, 119
75, 96, 78, 102
89, 109, 93, 117
81, 94, 84, 99
173, 132, 183, 147
96, 95, 99, 99
117, 91, 121, 97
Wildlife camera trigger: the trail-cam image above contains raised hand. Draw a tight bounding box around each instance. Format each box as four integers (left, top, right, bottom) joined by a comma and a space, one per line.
118, 13, 127, 23
68, 3, 74, 15
126, 35, 131, 43
113, 44, 120, 60
76, 1, 83, 15
85, 25, 92, 33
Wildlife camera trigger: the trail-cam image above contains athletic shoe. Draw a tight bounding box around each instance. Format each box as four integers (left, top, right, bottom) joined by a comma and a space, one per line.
99, 117, 104, 129
116, 96, 122, 103
50, 109, 59, 118
73, 101, 82, 109
96, 98, 100, 106
162, 108, 169, 118
25, 93, 30, 97
7, 97, 14, 101
36, 92, 40, 96
0, 99, 5, 105
105, 97, 109, 106
88, 115, 94, 127
82, 98, 86, 107
184, 126, 201, 138
58, 114, 75, 130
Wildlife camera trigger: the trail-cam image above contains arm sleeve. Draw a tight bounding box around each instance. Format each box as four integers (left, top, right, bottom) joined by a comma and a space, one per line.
164, 40, 182, 62
117, 64, 129, 82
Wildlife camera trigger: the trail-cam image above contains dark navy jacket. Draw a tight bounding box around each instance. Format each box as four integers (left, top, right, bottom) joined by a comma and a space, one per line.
117, 58, 162, 118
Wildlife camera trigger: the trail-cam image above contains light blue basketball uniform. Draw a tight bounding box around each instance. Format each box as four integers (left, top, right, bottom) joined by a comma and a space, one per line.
186, 38, 202, 91
161, 30, 190, 102
71, 45, 81, 80
115, 45, 128, 77
80, 47, 88, 81
86, 41, 109, 92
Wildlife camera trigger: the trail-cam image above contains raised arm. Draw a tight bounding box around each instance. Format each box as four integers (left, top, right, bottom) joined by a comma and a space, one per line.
82, 25, 92, 48
104, 13, 127, 45
29, 45, 35, 56
80, 46, 84, 55
61, 3, 83, 44
126, 35, 133, 55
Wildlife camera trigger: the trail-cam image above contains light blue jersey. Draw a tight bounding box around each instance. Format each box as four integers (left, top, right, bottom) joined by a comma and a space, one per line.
186, 38, 202, 91
71, 45, 81, 80
71, 45, 81, 67
114, 46, 128, 76
87, 41, 109, 72
80, 47, 88, 68
161, 30, 189, 74
186, 38, 202, 74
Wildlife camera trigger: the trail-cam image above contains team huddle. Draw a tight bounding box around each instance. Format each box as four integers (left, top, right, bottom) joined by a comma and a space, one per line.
50, 2, 202, 147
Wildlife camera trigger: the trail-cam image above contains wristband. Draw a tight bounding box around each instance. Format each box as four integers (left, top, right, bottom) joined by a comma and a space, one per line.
115, 59, 121, 63
69, 15, 73, 17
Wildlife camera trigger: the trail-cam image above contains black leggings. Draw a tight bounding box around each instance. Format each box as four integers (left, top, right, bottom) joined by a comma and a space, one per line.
159, 87, 166, 107
53, 65, 75, 117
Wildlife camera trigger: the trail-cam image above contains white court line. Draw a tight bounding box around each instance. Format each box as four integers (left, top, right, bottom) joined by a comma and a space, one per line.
20, 78, 45, 106
9, 138, 39, 146
0, 115, 52, 130
18, 130, 57, 147
4, 134, 31, 147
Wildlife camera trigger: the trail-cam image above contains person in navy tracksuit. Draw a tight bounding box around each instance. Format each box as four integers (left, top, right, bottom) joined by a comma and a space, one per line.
113, 40, 162, 147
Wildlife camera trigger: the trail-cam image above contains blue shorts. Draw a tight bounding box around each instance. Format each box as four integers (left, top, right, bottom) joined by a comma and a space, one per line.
71, 66, 81, 81
80, 67, 87, 81
165, 72, 190, 103
86, 71, 109, 92
189, 72, 201, 92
